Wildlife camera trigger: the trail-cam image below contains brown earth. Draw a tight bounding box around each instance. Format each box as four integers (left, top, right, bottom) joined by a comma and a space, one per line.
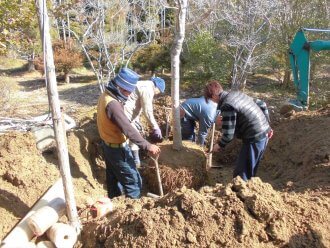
0, 68, 329, 247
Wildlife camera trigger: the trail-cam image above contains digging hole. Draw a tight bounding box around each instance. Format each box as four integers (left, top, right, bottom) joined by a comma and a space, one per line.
66, 118, 210, 197
140, 141, 208, 195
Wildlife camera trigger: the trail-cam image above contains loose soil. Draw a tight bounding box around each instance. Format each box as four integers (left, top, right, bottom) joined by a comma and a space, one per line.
0, 68, 329, 247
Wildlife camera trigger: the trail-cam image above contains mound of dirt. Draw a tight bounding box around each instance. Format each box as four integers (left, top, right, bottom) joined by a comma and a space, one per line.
80, 177, 329, 247
260, 106, 330, 193
153, 95, 172, 135
0, 132, 60, 236
0, 123, 106, 241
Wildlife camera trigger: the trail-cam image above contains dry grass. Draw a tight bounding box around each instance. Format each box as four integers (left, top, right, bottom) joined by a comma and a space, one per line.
0, 76, 18, 111
0, 56, 26, 70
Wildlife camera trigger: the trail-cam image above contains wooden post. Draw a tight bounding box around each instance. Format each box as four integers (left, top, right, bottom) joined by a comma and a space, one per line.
207, 123, 216, 169
34, 0, 80, 232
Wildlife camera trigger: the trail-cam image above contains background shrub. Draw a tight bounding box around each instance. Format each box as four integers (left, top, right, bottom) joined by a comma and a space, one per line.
131, 43, 171, 74
181, 31, 232, 91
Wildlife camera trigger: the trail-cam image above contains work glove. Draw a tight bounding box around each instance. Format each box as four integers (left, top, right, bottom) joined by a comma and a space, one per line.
149, 128, 163, 143
267, 129, 274, 139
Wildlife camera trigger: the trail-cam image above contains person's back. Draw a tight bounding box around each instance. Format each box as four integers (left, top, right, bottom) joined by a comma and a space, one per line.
180, 81, 222, 145
214, 88, 272, 181
181, 96, 218, 128
123, 77, 165, 167
124, 80, 156, 123
219, 91, 270, 143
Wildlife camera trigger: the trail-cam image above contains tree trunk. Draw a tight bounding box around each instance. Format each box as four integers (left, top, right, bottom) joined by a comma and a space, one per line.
171, 0, 187, 150
27, 51, 35, 71
27, 60, 35, 71
28, 61, 35, 72
67, 12, 71, 41
34, 0, 80, 233
310, 61, 316, 83
283, 69, 291, 87
64, 73, 70, 84
283, 55, 292, 87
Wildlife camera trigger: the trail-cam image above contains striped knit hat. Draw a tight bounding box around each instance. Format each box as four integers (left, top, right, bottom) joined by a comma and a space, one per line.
114, 68, 140, 92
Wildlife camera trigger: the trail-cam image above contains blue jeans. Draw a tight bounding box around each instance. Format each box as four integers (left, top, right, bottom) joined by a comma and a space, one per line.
234, 138, 268, 181
181, 117, 196, 142
102, 142, 142, 199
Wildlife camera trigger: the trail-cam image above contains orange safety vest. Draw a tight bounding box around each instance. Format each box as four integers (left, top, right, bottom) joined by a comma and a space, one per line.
97, 92, 127, 144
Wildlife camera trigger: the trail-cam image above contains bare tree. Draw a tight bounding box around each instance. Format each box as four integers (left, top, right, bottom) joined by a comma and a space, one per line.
57, 0, 162, 92
215, 0, 280, 89
164, 0, 216, 149
170, 0, 187, 150
53, 0, 216, 148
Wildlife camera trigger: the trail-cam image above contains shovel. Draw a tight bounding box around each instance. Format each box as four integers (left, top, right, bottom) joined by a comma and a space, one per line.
149, 154, 164, 197
207, 123, 222, 169
163, 107, 171, 140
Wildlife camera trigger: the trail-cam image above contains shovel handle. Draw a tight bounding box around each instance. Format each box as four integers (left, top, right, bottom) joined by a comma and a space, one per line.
207, 123, 216, 169
149, 154, 164, 197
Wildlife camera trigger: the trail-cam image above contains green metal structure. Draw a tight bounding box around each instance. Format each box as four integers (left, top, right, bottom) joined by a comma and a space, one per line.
288, 28, 330, 109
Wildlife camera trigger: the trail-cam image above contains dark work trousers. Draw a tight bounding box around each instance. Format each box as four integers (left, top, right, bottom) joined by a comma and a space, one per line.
102, 142, 142, 199
181, 117, 196, 142
234, 137, 268, 181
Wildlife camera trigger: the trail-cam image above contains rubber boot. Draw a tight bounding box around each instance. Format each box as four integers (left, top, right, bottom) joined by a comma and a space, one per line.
132, 150, 141, 168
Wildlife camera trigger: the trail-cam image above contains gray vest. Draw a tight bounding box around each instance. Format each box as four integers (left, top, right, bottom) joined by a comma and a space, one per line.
220, 91, 270, 141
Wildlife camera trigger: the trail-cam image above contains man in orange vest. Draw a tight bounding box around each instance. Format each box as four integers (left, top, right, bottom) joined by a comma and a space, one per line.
97, 68, 160, 199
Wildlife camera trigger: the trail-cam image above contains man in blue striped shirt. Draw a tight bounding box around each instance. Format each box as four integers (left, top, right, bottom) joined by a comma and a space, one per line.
213, 88, 273, 181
